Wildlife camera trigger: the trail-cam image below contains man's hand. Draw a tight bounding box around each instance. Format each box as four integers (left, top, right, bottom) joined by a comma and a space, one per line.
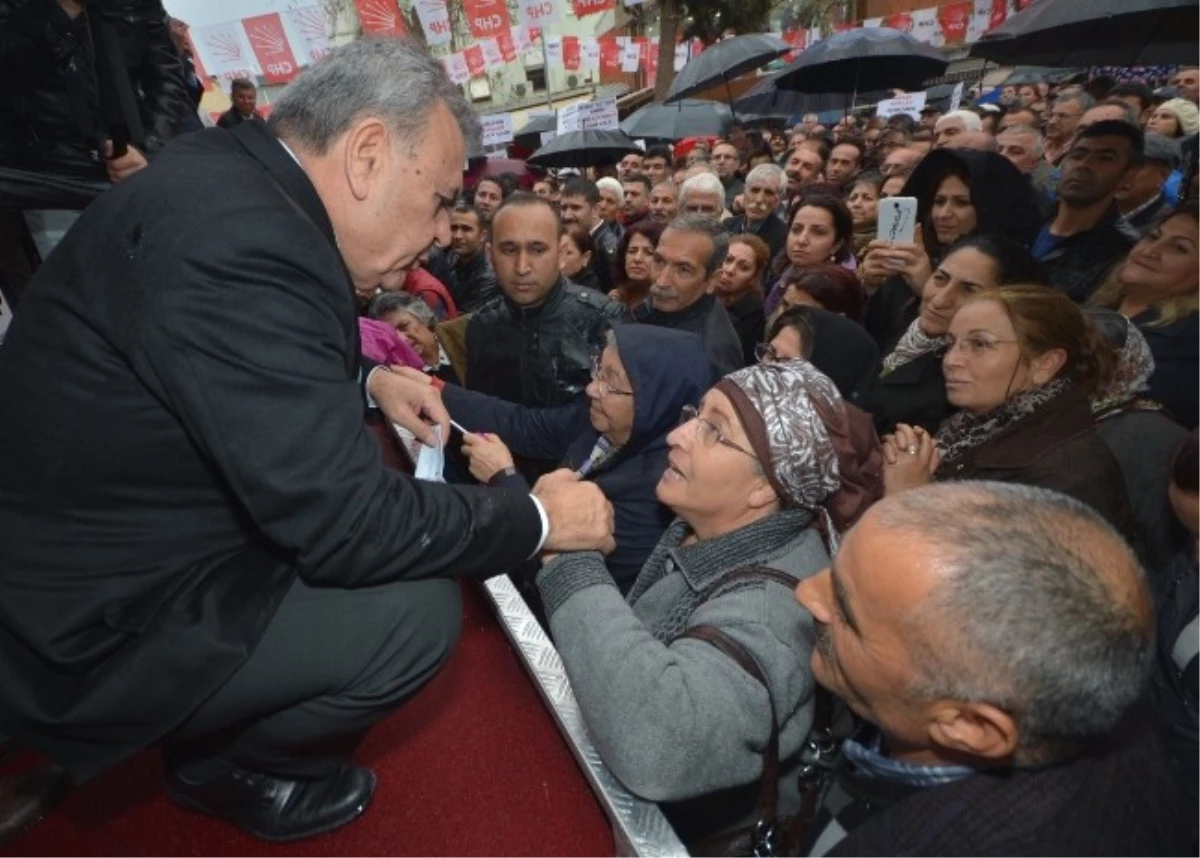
104, 142, 148, 184
462, 432, 514, 484
56, 0, 86, 19
534, 469, 616, 555
368, 367, 449, 447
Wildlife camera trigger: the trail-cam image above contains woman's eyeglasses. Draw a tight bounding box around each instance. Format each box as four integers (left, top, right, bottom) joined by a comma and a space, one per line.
591, 355, 633, 397
945, 335, 1019, 357
754, 342, 780, 364
678, 405, 756, 459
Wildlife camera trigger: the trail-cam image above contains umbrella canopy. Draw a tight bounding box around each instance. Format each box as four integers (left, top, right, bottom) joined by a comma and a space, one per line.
512, 112, 558, 151
734, 68, 891, 120
972, 0, 1198, 67
998, 65, 1087, 86
620, 99, 734, 141
665, 33, 791, 104
772, 27, 948, 94
526, 129, 641, 169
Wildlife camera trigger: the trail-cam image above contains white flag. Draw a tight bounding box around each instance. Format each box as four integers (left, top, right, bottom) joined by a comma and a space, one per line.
910, 8, 938, 43
443, 52, 469, 84
480, 37, 504, 69
620, 39, 640, 72
283, 6, 334, 66
415, 0, 453, 46
193, 21, 259, 82
544, 34, 563, 67
580, 37, 600, 70
674, 41, 689, 72
520, 0, 560, 28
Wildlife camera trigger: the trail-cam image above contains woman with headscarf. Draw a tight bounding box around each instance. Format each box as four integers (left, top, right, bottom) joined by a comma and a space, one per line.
434, 325, 711, 593
1089, 310, 1189, 572
868, 234, 1042, 434
881, 286, 1134, 538
758, 305, 880, 409
534, 360, 881, 851
858, 149, 1043, 353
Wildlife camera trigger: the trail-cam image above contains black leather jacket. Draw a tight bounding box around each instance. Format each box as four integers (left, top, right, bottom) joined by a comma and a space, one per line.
466, 277, 627, 408
0, 0, 191, 180
427, 246, 500, 314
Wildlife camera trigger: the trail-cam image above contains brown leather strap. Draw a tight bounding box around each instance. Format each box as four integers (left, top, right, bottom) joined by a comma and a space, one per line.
701, 564, 803, 602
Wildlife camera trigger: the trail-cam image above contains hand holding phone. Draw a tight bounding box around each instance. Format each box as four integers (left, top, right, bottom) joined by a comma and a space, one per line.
877, 196, 918, 245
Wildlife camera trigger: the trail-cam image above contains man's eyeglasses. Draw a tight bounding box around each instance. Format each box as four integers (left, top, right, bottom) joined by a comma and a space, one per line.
678, 405, 756, 459
591, 355, 633, 397
754, 342, 780, 364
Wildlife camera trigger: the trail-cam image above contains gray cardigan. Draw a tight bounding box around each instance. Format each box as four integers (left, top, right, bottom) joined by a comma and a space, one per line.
536, 508, 829, 840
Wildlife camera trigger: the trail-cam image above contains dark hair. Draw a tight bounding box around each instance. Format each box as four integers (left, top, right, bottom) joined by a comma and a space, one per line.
533, 175, 559, 192
450, 200, 488, 228
230, 78, 255, 94
1077, 119, 1145, 167
848, 170, 884, 197
727, 233, 771, 282
832, 136, 865, 159
493, 191, 563, 234
1171, 431, 1199, 493
613, 219, 665, 286
944, 234, 1045, 286
765, 304, 816, 356
665, 213, 729, 278
786, 192, 855, 264
560, 176, 600, 205
781, 263, 865, 320
622, 173, 653, 195
645, 144, 673, 163
1092, 98, 1140, 126
563, 223, 594, 258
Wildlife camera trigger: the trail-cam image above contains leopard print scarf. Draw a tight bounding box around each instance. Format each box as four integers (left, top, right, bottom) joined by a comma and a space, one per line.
935, 378, 1071, 475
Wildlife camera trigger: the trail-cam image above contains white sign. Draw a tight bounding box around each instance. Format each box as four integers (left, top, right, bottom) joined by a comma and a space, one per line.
414, 0, 452, 46
443, 51, 469, 84
580, 36, 600, 70
910, 7, 938, 43
556, 98, 619, 133
949, 81, 964, 112
481, 113, 514, 147
544, 34, 563, 66
480, 37, 504, 69
876, 92, 927, 119
520, 0, 560, 27
620, 39, 640, 73
673, 41, 690, 72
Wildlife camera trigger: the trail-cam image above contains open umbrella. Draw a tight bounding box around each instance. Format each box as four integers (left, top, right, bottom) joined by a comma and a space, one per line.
665, 33, 791, 105
620, 99, 733, 141
734, 68, 890, 120
772, 27, 948, 95
526, 129, 641, 169
998, 66, 1087, 86
971, 0, 1198, 67
513, 112, 557, 150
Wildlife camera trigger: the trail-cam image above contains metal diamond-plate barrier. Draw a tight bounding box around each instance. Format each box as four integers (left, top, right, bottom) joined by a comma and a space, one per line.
483, 574, 689, 858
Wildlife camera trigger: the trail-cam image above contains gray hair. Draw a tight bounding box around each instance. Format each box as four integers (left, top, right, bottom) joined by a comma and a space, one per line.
665, 213, 730, 278
875, 482, 1153, 765
1054, 90, 1096, 114
269, 38, 481, 156
745, 163, 786, 194
999, 124, 1045, 158
678, 172, 725, 211
936, 110, 983, 132
368, 290, 437, 330
596, 177, 624, 206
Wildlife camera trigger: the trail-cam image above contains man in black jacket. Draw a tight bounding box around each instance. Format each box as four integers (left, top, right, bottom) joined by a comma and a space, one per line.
634, 213, 744, 379
723, 163, 787, 268
560, 177, 619, 293
466, 193, 625, 410
0, 0, 192, 183
427, 201, 498, 312
0, 40, 613, 843
216, 78, 261, 129
794, 483, 1191, 856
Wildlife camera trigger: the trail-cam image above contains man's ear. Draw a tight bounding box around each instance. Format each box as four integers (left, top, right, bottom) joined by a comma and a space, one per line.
343, 117, 390, 202
927, 701, 1019, 763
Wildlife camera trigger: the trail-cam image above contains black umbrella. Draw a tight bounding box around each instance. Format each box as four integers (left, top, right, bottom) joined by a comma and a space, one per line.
999, 66, 1087, 86
512, 112, 557, 150
526, 129, 641, 169
734, 68, 890, 120
620, 99, 733, 141
971, 0, 1198, 67
772, 27, 948, 95
664, 33, 791, 105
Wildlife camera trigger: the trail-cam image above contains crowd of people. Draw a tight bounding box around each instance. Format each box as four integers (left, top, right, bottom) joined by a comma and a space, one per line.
0, 12, 1197, 856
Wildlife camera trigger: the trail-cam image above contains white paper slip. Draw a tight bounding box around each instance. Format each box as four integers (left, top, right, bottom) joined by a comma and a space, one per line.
413, 424, 446, 483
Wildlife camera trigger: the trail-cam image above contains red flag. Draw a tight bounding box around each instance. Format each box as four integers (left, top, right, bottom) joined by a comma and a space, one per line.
463, 44, 485, 77
883, 13, 912, 32
781, 28, 806, 62
937, 1, 972, 46
354, 0, 406, 37
989, 0, 1008, 29
241, 13, 300, 84
644, 38, 658, 82
496, 28, 518, 62
463, 0, 510, 39
562, 35, 580, 71
571, 0, 615, 18
599, 37, 620, 73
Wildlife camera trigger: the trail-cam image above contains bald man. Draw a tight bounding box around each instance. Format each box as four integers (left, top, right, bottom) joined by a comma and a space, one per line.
795, 482, 1190, 856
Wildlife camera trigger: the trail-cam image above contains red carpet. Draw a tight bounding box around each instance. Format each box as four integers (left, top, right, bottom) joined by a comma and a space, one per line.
2, 581, 614, 856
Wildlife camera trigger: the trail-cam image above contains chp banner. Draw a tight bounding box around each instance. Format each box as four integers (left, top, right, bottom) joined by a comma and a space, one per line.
935, 1, 972, 46
242, 13, 299, 83
562, 35, 580, 71
571, 0, 615, 17
192, 21, 259, 84
354, 0, 407, 36
464, 0, 511, 39
284, 6, 334, 66
520, 0, 560, 28
463, 44, 485, 77
442, 51, 470, 84
415, 0, 453, 46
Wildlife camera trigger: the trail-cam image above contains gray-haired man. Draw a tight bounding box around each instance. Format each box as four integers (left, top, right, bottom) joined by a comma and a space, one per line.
0, 38, 614, 841
723, 163, 787, 264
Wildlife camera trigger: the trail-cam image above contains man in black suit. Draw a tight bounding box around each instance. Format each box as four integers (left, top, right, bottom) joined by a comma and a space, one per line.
0, 39, 613, 842
723, 163, 788, 271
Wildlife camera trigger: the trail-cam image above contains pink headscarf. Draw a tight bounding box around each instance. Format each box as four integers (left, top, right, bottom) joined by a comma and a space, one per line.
358, 318, 425, 370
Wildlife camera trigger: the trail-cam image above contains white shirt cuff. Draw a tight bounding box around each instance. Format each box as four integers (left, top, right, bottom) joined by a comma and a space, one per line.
364, 365, 390, 410
528, 494, 550, 558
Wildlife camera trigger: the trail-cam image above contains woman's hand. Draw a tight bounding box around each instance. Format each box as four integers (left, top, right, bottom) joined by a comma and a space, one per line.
861, 238, 932, 295
462, 432, 515, 484
882, 423, 940, 495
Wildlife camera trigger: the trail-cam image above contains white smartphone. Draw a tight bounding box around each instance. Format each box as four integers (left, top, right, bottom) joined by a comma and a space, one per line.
877, 197, 918, 245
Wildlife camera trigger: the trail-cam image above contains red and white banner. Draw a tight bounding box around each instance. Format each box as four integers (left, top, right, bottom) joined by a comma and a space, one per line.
910, 7, 938, 43
242, 13, 299, 83
781, 28, 806, 61
463, 44, 485, 77
989, 0, 1009, 29
520, 0, 560, 28
562, 35, 580, 70
480, 37, 504, 70
354, 0, 407, 37
515, 26, 533, 52
193, 22, 258, 83
284, 6, 334, 66
464, 0, 510, 39
937, 1, 972, 46
571, 0, 615, 18
496, 28, 518, 62
183, 31, 214, 89
443, 52, 470, 84
642, 37, 658, 81
415, 0, 452, 46
882, 13, 912, 32
599, 37, 620, 73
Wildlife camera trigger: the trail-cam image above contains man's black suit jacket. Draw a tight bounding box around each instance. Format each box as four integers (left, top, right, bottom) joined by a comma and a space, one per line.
0, 121, 542, 781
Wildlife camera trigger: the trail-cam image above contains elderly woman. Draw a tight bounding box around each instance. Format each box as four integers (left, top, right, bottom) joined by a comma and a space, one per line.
438, 326, 711, 592
608, 219, 663, 309
845, 171, 883, 261
713, 234, 770, 366
1089, 203, 1198, 428
536, 360, 881, 849
882, 286, 1134, 537
368, 292, 462, 385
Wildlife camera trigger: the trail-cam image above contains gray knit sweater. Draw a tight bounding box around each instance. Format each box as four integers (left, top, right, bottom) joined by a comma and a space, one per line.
536, 508, 828, 838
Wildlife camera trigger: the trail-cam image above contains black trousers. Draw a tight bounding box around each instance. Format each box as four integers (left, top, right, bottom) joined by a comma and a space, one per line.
164, 576, 461, 779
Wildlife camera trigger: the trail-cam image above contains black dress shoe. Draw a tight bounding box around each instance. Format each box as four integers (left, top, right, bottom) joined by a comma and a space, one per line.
0, 764, 70, 846
165, 761, 375, 842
